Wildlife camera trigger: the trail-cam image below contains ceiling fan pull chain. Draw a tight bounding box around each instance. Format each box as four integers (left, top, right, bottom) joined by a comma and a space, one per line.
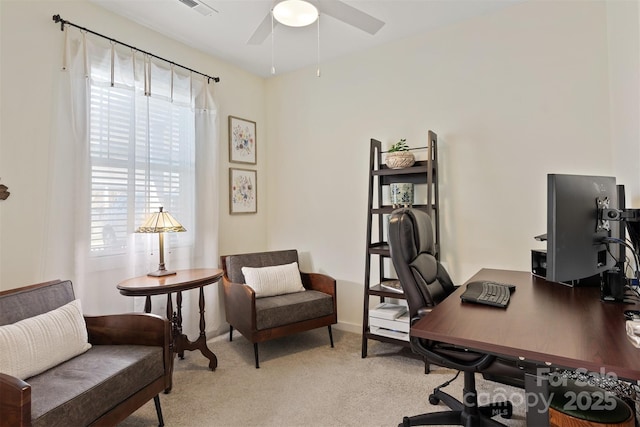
271, 9, 276, 75
316, 14, 321, 77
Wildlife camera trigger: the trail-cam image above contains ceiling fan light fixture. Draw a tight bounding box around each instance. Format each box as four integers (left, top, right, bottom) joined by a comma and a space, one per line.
272, 0, 318, 27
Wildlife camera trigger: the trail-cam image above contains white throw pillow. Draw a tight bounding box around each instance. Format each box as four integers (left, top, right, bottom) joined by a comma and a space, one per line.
242, 261, 305, 298
0, 299, 92, 380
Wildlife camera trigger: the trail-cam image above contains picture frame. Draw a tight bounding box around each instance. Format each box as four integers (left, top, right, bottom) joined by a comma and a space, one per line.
229, 168, 257, 214
228, 116, 257, 164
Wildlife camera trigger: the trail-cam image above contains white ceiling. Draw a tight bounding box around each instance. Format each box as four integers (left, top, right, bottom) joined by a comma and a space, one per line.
91, 0, 522, 78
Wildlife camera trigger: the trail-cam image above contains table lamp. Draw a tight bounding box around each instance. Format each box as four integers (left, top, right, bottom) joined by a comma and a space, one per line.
136, 207, 186, 277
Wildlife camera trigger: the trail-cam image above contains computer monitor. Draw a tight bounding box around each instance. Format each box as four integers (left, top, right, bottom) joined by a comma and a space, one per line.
546, 174, 618, 284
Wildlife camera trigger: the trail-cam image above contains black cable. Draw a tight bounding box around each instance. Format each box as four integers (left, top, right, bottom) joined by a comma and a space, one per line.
434, 370, 461, 392
625, 220, 640, 277
604, 237, 640, 284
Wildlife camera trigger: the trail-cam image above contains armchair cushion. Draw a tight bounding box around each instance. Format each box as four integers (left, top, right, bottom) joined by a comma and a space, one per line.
241, 261, 305, 298
255, 290, 334, 330
0, 299, 91, 380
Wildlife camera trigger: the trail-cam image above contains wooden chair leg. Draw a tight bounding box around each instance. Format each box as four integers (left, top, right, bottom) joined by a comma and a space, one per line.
229, 325, 233, 341
153, 395, 164, 427
254, 343, 260, 369
328, 325, 334, 348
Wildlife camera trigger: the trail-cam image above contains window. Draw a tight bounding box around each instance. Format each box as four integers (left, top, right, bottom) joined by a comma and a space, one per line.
88, 78, 195, 256
48, 29, 218, 323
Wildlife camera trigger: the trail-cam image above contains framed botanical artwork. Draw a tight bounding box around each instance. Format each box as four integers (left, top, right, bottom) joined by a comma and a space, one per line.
229, 168, 257, 214
228, 116, 257, 164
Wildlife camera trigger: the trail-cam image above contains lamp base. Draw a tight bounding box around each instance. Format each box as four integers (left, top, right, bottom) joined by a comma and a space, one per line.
147, 269, 177, 277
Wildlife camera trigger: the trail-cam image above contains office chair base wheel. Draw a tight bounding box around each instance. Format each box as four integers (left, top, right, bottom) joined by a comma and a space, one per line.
500, 406, 513, 419
500, 401, 513, 419
428, 394, 440, 405
479, 401, 513, 419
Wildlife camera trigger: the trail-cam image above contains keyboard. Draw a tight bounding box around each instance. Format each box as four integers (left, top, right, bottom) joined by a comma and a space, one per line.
460, 281, 515, 308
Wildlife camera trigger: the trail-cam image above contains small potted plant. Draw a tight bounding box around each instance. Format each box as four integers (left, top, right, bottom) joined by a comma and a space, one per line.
385, 139, 415, 169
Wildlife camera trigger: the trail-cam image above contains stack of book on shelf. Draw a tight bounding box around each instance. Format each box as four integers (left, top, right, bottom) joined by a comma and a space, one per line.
369, 302, 410, 342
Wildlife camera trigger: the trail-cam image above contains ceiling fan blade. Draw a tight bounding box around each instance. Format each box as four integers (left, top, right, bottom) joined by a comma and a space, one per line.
247, 12, 277, 45
319, 0, 385, 35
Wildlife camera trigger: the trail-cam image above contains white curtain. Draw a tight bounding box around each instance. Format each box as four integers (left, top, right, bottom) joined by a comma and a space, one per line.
44, 27, 223, 338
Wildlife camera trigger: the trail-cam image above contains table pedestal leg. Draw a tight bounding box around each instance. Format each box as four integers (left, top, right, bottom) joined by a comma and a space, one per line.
172, 286, 217, 370
165, 293, 175, 393
176, 291, 184, 359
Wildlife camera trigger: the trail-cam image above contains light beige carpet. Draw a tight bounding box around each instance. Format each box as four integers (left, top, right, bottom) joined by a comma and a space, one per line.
119, 329, 526, 426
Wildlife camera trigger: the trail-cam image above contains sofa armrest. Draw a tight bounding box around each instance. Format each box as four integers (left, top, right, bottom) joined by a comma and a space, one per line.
85, 313, 169, 347
0, 373, 31, 427
222, 278, 256, 333
301, 272, 336, 296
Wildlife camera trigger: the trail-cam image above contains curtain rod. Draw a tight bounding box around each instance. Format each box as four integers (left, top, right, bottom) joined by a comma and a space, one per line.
52, 14, 220, 83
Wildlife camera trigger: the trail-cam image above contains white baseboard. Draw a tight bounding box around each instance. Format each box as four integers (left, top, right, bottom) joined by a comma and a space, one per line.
334, 321, 361, 334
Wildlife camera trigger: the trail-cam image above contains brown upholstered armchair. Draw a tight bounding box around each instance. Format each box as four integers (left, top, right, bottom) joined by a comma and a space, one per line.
221, 249, 337, 368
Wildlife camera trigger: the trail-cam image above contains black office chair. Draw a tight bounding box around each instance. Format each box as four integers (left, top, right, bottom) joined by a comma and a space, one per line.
388, 208, 525, 427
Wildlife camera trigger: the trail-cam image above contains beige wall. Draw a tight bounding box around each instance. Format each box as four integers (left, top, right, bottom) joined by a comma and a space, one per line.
265, 0, 640, 331
0, 0, 268, 289
607, 0, 640, 204
1, 0, 638, 332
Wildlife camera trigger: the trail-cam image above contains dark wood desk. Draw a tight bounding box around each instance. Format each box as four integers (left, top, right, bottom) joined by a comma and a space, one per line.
117, 268, 223, 374
410, 268, 640, 424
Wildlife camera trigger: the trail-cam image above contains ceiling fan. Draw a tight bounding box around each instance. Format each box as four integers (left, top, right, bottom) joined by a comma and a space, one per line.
247, 0, 385, 45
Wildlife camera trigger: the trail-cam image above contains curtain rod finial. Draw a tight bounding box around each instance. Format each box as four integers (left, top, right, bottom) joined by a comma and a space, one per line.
52, 14, 65, 31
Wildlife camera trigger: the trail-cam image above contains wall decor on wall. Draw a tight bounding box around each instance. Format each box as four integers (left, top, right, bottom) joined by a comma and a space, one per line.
0, 178, 9, 200
229, 168, 257, 214
228, 116, 256, 164
0, 184, 9, 200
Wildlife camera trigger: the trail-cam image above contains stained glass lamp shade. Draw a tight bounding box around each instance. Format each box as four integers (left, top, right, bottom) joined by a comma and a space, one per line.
136, 207, 186, 277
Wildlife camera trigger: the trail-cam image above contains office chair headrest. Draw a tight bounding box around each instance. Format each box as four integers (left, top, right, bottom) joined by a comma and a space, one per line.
389, 208, 435, 262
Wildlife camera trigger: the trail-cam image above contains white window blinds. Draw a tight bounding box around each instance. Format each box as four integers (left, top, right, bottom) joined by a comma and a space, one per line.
88, 61, 195, 256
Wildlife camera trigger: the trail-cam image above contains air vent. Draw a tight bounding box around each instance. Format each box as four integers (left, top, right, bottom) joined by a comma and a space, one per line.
177, 0, 217, 16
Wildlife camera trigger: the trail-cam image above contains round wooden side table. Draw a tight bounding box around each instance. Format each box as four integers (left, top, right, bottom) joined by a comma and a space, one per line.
117, 268, 223, 376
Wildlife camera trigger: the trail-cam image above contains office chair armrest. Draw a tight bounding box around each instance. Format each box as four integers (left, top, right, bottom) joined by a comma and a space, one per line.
410, 308, 432, 326
417, 308, 432, 318
410, 337, 496, 372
